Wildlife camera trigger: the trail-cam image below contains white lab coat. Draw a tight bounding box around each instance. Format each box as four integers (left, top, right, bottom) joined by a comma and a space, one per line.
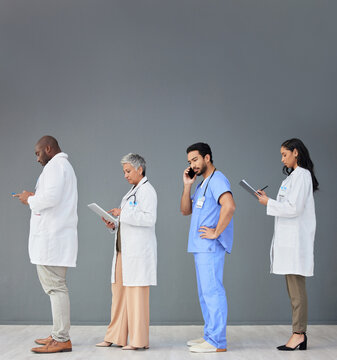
27, 152, 78, 267
110, 176, 157, 286
267, 166, 316, 276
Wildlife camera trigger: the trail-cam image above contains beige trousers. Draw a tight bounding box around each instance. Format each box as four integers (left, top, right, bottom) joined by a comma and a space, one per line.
36, 265, 70, 342
104, 252, 150, 347
285, 274, 308, 333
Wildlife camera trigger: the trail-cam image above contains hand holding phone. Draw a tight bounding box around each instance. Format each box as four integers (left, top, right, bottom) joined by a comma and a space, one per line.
188, 167, 196, 179
183, 167, 196, 185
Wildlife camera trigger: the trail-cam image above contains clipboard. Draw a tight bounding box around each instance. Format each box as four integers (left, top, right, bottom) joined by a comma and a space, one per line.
239, 179, 260, 198
87, 203, 118, 224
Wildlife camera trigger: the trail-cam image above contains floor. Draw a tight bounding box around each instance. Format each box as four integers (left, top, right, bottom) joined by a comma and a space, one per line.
0, 325, 336, 360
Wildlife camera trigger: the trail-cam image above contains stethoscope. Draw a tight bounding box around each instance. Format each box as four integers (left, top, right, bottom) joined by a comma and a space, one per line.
123, 179, 148, 208
200, 169, 216, 196
193, 169, 216, 197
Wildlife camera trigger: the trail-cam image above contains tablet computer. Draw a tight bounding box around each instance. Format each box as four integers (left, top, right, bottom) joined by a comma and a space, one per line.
88, 203, 118, 224
239, 179, 260, 198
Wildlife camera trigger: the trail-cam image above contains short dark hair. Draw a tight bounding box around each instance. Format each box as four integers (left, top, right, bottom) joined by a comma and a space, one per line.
186, 142, 213, 163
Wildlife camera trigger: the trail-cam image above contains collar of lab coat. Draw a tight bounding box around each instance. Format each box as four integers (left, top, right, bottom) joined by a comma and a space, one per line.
51, 152, 68, 161
122, 176, 148, 200
283, 166, 303, 186
45, 152, 68, 168
293, 166, 303, 173
36, 152, 69, 189
288, 166, 302, 178
41, 152, 68, 172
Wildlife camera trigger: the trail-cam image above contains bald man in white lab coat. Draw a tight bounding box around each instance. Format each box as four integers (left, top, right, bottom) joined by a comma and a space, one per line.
15, 135, 78, 354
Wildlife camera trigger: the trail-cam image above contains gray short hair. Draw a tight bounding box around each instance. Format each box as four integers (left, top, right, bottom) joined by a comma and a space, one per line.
121, 153, 146, 176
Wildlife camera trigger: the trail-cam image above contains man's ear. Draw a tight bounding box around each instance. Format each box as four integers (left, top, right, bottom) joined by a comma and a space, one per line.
204, 154, 210, 164
45, 145, 52, 155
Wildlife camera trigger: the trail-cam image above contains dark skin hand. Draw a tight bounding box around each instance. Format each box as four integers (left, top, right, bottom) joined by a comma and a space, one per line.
13, 191, 35, 205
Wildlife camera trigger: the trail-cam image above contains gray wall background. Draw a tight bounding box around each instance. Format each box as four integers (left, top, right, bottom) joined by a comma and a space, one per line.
0, 0, 336, 325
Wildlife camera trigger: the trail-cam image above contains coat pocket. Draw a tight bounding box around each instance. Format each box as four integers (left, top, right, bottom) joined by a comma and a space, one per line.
274, 220, 298, 248
30, 213, 44, 235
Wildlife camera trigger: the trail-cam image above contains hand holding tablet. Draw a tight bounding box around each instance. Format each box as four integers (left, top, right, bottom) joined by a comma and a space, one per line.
239, 179, 268, 198
88, 203, 118, 225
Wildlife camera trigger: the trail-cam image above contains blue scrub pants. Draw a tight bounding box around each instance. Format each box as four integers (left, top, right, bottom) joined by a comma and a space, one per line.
193, 241, 227, 349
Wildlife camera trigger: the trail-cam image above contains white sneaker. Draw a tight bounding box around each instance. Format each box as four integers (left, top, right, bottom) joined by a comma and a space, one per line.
189, 341, 227, 353
186, 337, 205, 347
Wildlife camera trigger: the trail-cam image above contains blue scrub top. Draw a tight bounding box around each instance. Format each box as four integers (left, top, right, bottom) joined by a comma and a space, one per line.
188, 170, 234, 253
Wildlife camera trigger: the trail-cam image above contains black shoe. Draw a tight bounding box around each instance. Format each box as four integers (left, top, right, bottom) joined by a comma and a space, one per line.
277, 333, 307, 351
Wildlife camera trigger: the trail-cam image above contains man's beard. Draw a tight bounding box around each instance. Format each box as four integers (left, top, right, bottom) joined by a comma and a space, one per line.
40, 152, 52, 166
197, 163, 207, 176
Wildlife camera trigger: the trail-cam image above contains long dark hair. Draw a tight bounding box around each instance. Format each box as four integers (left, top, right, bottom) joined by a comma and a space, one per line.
281, 138, 319, 192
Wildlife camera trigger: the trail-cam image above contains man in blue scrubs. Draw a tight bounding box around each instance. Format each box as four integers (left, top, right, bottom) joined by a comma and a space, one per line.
180, 142, 235, 353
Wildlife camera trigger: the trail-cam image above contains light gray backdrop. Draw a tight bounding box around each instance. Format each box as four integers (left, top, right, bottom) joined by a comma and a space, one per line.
1, 0, 336, 325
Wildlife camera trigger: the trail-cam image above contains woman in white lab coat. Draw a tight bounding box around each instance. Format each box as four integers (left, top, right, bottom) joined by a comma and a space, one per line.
96, 153, 157, 350
256, 138, 318, 351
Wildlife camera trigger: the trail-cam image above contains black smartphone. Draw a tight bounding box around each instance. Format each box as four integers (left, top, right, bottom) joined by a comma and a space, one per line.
188, 167, 196, 179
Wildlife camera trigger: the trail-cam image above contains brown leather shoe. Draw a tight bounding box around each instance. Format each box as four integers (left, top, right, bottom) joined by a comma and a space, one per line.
31, 339, 72, 353
34, 335, 52, 345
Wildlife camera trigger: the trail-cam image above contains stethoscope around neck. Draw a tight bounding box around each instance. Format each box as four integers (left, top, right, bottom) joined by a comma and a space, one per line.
192, 169, 216, 204
123, 179, 148, 208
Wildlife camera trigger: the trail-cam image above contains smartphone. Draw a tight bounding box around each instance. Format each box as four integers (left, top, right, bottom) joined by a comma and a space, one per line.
188, 167, 196, 179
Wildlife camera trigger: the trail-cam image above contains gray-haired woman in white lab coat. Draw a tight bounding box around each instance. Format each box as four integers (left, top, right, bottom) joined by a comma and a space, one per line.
256, 138, 319, 352
96, 153, 157, 350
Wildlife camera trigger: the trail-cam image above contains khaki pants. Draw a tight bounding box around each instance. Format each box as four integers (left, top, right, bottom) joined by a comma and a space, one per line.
104, 252, 149, 347
285, 274, 308, 333
36, 265, 70, 342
